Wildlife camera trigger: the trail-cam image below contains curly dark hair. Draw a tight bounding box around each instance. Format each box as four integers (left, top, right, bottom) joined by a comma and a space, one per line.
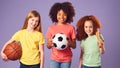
76, 15, 101, 41
49, 2, 75, 23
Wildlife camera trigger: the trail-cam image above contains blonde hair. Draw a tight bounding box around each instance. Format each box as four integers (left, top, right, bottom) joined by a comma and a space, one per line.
22, 10, 42, 32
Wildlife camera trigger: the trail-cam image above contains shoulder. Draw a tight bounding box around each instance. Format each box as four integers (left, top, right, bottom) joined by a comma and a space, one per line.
12, 29, 26, 38
48, 24, 56, 29
14, 29, 25, 34
81, 39, 85, 43
65, 23, 75, 29
80, 39, 85, 47
94, 33, 104, 41
18, 29, 26, 32
100, 33, 104, 41
66, 23, 74, 27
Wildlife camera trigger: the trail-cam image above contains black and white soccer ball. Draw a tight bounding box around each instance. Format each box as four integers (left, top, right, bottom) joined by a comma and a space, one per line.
52, 33, 69, 50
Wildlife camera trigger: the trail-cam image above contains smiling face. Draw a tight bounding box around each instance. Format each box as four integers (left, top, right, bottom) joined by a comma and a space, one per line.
27, 17, 39, 30
57, 9, 67, 24
84, 20, 94, 36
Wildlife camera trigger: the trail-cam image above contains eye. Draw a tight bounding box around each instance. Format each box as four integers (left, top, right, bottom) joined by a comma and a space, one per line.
31, 18, 35, 21
84, 26, 87, 28
63, 13, 67, 16
89, 26, 93, 28
35, 20, 39, 23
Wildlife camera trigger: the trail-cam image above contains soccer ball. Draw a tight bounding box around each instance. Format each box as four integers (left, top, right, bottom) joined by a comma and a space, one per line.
52, 33, 69, 50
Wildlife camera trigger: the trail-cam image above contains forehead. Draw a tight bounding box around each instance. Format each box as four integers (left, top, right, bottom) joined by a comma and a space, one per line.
58, 9, 65, 14
84, 20, 93, 26
29, 16, 39, 20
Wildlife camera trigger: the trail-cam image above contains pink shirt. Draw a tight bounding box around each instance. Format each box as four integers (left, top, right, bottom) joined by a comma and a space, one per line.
46, 23, 76, 62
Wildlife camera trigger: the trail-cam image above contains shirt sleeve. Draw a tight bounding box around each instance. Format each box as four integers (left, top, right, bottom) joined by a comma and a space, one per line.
70, 26, 76, 40
100, 34, 104, 41
12, 31, 20, 42
39, 33, 45, 45
46, 27, 52, 39
80, 40, 84, 48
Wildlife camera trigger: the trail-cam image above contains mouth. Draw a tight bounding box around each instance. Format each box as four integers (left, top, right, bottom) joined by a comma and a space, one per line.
86, 31, 91, 34
59, 19, 64, 21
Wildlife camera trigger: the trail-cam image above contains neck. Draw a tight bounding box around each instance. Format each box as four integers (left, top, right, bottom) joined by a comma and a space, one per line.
57, 22, 66, 25
26, 28, 34, 32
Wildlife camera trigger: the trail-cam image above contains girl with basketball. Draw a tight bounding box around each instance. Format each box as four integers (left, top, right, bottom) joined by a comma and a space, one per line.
76, 15, 105, 68
46, 2, 76, 68
1, 10, 45, 68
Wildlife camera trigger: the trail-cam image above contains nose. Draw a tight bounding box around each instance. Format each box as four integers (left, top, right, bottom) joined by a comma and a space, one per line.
87, 27, 91, 31
60, 15, 64, 18
32, 21, 37, 25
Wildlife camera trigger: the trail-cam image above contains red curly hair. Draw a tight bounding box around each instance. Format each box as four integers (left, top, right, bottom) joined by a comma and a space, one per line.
76, 15, 101, 41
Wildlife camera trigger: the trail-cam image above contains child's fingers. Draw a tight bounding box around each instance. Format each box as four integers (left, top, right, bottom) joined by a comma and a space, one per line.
1, 53, 8, 61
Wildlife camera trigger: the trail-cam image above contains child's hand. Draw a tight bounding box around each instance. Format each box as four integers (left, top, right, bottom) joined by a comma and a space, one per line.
47, 39, 54, 49
1, 52, 8, 61
67, 39, 76, 49
98, 40, 105, 54
67, 39, 71, 47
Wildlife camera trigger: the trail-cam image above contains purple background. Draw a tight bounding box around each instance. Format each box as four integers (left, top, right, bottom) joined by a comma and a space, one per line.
0, 0, 120, 68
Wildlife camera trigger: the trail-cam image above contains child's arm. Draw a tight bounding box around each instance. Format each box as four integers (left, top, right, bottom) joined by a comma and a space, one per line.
39, 44, 44, 68
68, 39, 76, 49
98, 41, 105, 54
46, 38, 53, 49
79, 48, 84, 68
96, 31, 103, 48
96, 31, 105, 54
1, 38, 14, 61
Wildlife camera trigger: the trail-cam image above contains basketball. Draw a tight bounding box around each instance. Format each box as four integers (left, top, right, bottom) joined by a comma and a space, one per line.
3, 41, 22, 61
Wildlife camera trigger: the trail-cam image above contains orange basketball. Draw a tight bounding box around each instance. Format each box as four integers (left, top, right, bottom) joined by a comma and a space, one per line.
4, 41, 22, 61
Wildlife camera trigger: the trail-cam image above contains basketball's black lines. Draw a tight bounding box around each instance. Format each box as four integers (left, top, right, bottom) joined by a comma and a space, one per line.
4, 43, 22, 60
